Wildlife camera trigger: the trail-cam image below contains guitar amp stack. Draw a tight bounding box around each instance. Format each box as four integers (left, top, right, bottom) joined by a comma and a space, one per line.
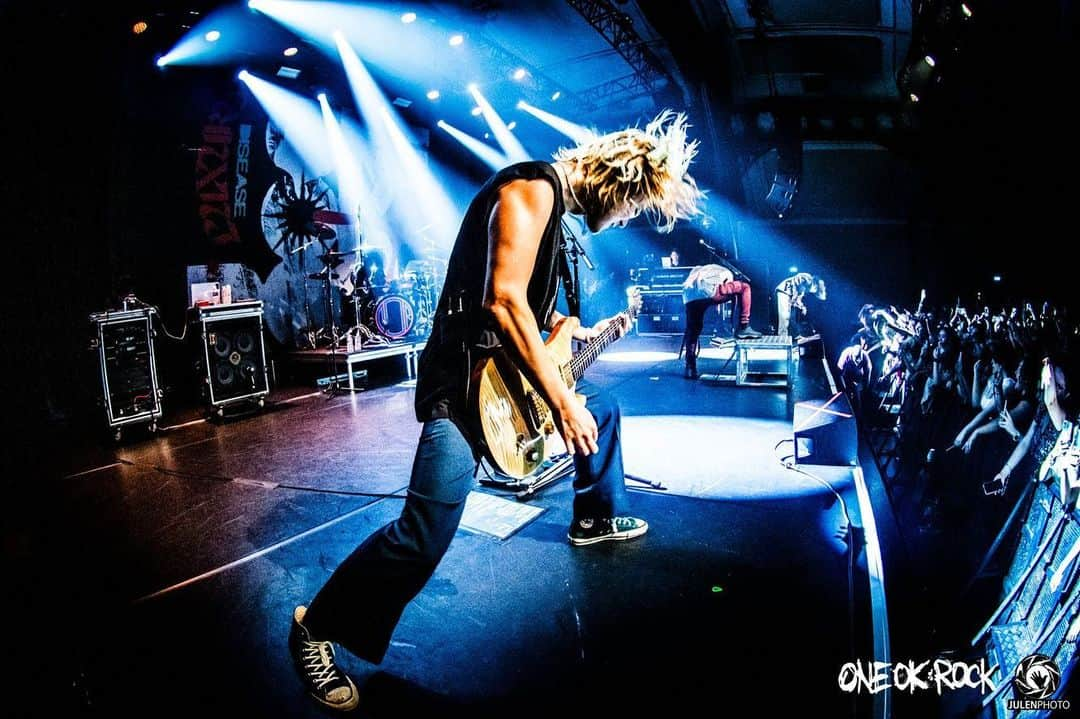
631, 265, 689, 336
191, 300, 270, 416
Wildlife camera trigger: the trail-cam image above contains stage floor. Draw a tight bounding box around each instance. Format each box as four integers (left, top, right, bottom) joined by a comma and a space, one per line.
16, 335, 900, 717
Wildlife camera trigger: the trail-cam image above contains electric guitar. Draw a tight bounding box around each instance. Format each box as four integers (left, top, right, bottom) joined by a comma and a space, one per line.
470, 289, 642, 479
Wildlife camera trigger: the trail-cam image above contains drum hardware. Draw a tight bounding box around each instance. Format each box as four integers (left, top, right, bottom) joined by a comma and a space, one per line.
314, 246, 358, 397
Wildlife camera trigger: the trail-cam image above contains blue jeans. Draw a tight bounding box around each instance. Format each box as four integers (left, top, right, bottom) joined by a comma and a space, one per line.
303, 378, 627, 663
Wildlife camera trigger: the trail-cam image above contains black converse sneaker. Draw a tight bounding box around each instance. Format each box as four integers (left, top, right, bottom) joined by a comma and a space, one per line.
289, 606, 359, 711
568, 516, 649, 546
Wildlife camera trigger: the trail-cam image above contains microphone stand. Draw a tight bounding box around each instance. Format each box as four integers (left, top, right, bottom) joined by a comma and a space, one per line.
701, 241, 750, 282
560, 221, 594, 318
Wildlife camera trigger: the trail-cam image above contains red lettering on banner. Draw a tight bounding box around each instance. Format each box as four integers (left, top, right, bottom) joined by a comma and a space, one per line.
195, 123, 240, 247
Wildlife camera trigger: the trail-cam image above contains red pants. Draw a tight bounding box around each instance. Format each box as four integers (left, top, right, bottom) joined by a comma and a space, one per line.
684, 280, 753, 355
713, 280, 752, 325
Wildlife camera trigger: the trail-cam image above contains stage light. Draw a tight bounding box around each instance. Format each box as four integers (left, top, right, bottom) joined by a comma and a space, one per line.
468, 84, 529, 162
551, 91, 561, 101
334, 32, 460, 260
993, 275, 1002, 282
132, 21, 148, 35
426, 89, 440, 100
924, 55, 936, 67
467, 82, 478, 92
401, 12, 416, 24
471, 106, 482, 116
449, 34, 464, 46
156, 56, 168, 68
507, 121, 516, 130
283, 46, 298, 56
513, 68, 526, 81
237, 69, 335, 176
205, 30, 221, 42
961, 4, 973, 18
484, 132, 490, 139
516, 100, 526, 110
909, 93, 920, 102
317, 92, 327, 102
237, 69, 250, 80
516, 100, 595, 145
438, 120, 508, 170
248, 0, 261, 9
788, 266, 798, 274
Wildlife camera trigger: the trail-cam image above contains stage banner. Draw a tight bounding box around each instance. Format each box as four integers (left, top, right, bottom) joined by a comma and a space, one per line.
192, 88, 360, 346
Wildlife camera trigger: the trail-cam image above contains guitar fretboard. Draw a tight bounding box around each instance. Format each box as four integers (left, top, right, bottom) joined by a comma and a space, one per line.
567, 312, 630, 383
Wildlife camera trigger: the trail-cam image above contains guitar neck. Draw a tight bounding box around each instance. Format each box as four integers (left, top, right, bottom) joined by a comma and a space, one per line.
566, 312, 631, 383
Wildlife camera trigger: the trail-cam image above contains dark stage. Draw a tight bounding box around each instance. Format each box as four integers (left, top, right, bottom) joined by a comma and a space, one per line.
12, 335, 907, 718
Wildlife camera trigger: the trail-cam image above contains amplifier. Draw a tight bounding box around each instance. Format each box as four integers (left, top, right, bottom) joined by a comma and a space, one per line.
89, 307, 163, 440
636, 290, 684, 335
192, 300, 270, 415
633, 265, 695, 290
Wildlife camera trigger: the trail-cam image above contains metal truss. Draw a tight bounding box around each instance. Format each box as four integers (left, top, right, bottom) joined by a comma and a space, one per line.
566, 0, 671, 108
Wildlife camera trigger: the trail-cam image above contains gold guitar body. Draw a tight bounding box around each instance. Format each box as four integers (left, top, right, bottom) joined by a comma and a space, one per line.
470, 317, 582, 479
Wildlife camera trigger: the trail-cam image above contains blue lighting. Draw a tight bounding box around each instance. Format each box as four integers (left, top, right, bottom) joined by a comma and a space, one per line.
449, 34, 464, 46
516, 101, 595, 145
401, 12, 416, 24
467, 84, 529, 163
437, 120, 508, 171
788, 266, 798, 274
993, 275, 1002, 282
204, 30, 221, 42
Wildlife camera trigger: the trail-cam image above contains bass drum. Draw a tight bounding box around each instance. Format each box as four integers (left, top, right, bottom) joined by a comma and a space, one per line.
373, 293, 416, 340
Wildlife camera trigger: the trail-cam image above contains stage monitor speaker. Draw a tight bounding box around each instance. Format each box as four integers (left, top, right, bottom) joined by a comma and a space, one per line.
793, 391, 857, 466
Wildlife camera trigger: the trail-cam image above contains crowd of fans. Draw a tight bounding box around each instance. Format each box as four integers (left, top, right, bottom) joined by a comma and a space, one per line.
836, 294, 1078, 529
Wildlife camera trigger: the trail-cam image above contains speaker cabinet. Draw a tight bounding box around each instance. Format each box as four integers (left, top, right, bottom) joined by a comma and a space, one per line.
90, 307, 163, 439
793, 392, 858, 466
193, 301, 269, 413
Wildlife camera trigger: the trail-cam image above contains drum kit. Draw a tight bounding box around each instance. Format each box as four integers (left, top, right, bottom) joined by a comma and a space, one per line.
305, 245, 445, 351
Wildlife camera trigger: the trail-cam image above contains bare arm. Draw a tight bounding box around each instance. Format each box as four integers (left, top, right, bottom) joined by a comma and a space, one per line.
995, 412, 1039, 484
483, 179, 599, 455
956, 404, 997, 446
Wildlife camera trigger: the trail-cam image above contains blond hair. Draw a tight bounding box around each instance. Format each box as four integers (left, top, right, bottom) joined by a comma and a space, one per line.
553, 110, 705, 233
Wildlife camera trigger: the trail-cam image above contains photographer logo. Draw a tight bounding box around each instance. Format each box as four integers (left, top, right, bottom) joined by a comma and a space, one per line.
1007, 654, 1068, 711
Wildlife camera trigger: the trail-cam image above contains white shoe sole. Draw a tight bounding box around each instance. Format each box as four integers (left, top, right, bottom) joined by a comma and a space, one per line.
568, 523, 649, 546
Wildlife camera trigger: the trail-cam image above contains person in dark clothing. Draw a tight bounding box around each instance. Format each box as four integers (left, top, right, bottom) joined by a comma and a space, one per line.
288, 110, 705, 711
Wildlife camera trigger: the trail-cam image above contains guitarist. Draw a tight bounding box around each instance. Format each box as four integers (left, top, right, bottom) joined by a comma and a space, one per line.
287, 111, 705, 711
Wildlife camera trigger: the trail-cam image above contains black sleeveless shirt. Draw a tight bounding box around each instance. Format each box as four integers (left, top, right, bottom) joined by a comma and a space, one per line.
414, 161, 566, 422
